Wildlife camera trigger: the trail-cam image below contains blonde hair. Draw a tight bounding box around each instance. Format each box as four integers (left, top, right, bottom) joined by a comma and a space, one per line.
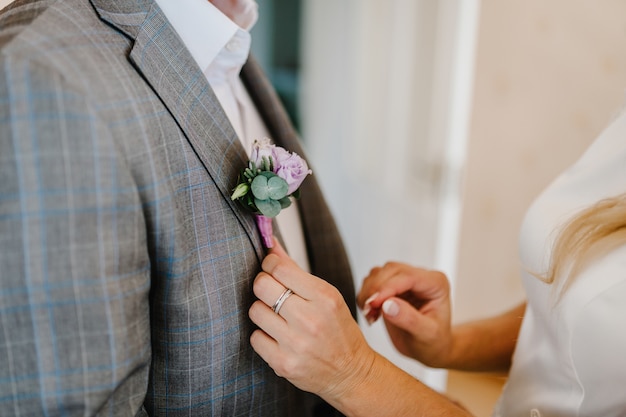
542, 193, 626, 296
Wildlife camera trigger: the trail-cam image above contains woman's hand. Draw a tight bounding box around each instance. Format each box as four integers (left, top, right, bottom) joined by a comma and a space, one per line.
248, 241, 377, 402
358, 262, 456, 369
249, 244, 476, 416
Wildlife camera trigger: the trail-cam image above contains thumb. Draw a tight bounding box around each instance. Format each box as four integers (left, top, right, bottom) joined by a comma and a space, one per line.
381, 297, 430, 333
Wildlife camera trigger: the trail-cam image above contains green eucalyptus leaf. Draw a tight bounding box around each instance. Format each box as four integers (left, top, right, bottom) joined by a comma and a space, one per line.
251, 172, 288, 201
255, 198, 281, 217
251, 175, 270, 200
279, 197, 292, 209
266, 176, 288, 200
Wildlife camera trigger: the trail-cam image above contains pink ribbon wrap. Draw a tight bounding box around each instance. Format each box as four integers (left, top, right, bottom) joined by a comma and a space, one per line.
255, 214, 274, 248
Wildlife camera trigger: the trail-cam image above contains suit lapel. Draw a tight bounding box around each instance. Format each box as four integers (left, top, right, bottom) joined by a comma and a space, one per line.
90, 0, 265, 260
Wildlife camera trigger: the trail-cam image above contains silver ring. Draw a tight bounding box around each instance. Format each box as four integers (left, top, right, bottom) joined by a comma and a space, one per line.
271, 288, 294, 315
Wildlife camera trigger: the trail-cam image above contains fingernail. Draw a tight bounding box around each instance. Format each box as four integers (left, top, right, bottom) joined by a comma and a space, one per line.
364, 292, 379, 307
365, 311, 380, 325
362, 304, 371, 317
382, 299, 399, 317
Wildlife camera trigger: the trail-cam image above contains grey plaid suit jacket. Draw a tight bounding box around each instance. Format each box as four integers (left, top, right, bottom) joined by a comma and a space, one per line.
0, 0, 355, 415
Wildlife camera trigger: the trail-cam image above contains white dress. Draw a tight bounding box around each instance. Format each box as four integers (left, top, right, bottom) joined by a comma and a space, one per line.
493, 110, 626, 417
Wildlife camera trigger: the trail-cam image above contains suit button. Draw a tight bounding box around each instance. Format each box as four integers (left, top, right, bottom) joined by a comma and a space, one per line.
530, 409, 541, 417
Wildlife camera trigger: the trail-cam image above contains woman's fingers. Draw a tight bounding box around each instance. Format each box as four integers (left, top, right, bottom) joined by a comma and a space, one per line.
358, 264, 450, 308
249, 328, 285, 375
357, 262, 414, 308
254, 272, 309, 322
381, 296, 436, 334
261, 252, 324, 302
268, 238, 289, 259
249, 299, 288, 339
357, 263, 452, 328
254, 272, 291, 315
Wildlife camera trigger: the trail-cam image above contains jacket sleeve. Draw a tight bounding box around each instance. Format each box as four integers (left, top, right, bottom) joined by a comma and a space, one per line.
0, 55, 152, 416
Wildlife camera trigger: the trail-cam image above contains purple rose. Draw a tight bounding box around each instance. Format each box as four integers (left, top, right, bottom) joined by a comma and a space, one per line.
274, 149, 312, 194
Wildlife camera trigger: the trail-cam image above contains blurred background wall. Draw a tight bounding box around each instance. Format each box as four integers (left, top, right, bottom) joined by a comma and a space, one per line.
298, 0, 479, 392
2, 0, 626, 414
295, 0, 626, 414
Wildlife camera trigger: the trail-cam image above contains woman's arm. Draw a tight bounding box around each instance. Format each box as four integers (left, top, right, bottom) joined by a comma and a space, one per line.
330, 351, 474, 417
447, 303, 526, 372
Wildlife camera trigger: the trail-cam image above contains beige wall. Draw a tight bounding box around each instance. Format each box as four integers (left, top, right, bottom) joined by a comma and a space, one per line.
0, 0, 11, 10
454, 0, 626, 322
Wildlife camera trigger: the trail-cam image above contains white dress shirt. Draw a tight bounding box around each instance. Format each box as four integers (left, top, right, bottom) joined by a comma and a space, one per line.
154, 0, 310, 271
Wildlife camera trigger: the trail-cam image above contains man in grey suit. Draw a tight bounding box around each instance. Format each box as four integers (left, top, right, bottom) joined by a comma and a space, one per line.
0, 0, 355, 415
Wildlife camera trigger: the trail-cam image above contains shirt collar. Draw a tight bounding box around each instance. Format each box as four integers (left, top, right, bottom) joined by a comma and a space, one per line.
154, 0, 245, 72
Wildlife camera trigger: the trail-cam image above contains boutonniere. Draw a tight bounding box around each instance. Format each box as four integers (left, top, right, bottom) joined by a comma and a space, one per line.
231, 137, 312, 248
